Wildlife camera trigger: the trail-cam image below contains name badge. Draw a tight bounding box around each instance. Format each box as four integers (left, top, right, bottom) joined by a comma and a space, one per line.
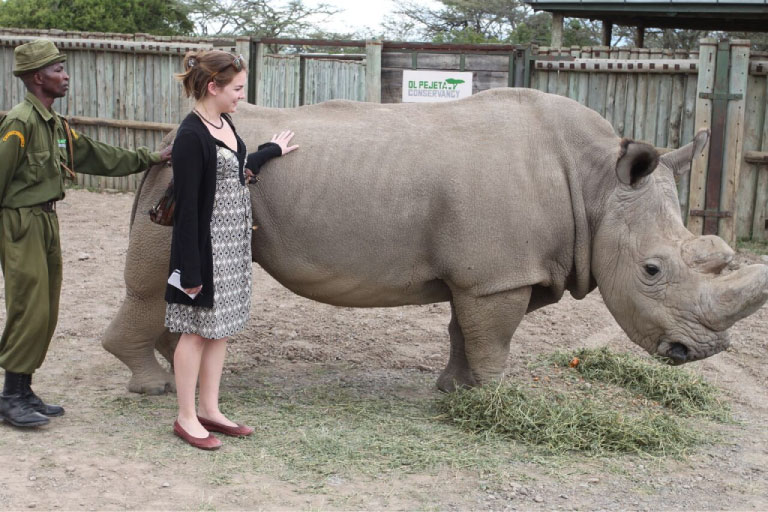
58, 139, 67, 148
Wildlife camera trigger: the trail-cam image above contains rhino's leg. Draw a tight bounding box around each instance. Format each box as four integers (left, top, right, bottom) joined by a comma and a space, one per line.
437, 302, 478, 391
437, 287, 532, 391
155, 330, 180, 366
102, 293, 174, 395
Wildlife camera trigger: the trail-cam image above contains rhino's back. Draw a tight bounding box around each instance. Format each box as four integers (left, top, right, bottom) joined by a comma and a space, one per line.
234, 89, 618, 306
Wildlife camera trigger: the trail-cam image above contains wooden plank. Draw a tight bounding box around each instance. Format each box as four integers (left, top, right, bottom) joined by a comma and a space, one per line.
612, 49, 630, 136
365, 40, 382, 103
461, 53, 513, 72
737, 72, 766, 239
382, 52, 461, 70
655, 49, 674, 148
752, 79, 768, 240
719, 41, 751, 245
633, 48, 650, 143
533, 59, 698, 74
604, 48, 619, 132
533, 48, 549, 93
668, 50, 687, 150
576, 47, 591, 106
589, 46, 609, 118
646, 49, 662, 146
566, 47, 581, 102
624, 48, 640, 139
687, 40, 717, 236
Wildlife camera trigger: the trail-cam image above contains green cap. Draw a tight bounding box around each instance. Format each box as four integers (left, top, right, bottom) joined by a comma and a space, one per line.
13, 39, 67, 77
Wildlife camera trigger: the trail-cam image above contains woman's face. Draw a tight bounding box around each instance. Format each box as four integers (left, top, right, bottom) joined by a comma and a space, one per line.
211, 70, 247, 113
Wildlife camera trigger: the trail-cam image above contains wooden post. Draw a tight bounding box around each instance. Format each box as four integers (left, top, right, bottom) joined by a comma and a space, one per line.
551, 13, 564, 48
252, 41, 265, 105
718, 40, 750, 246
687, 39, 717, 236
365, 39, 382, 103
235, 36, 250, 102
602, 20, 613, 47
636, 25, 645, 48
751, 153, 768, 241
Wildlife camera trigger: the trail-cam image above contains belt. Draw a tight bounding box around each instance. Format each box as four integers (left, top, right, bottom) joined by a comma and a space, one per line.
36, 200, 57, 213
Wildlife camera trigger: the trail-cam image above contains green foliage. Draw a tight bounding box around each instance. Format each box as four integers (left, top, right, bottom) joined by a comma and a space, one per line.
548, 348, 730, 420
0, 0, 193, 35
182, 0, 340, 38
438, 382, 700, 455
438, 347, 731, 456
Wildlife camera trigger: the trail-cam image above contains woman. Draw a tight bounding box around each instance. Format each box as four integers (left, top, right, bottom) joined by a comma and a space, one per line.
166, 50, 297, 450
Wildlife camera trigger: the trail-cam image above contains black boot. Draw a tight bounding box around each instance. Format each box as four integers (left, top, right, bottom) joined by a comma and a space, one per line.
0, 371, 49, 427
22, 374, 64, 417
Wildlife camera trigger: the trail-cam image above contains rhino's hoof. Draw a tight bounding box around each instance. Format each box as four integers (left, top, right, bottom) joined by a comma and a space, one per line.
436, 372, 477, 393
128, 375, 175, 395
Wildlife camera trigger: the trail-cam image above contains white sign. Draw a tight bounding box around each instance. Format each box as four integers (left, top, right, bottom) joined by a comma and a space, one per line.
402, 70, 473, 103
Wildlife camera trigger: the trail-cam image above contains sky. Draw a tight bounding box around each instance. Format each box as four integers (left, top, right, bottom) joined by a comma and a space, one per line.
304, 0, 443, 34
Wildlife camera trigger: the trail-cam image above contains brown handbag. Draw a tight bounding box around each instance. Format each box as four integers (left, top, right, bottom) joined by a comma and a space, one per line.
149, 179, 175, 226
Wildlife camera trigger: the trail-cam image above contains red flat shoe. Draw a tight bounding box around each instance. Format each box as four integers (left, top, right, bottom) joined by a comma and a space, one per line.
197, 415, 254, 437
173, 420, 222, 450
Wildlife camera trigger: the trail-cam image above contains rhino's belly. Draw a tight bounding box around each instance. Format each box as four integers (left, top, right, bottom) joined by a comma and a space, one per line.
258, 268, 452, 307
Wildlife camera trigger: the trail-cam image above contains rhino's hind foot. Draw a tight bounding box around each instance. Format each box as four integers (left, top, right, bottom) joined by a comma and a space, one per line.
127, 370, 175, 395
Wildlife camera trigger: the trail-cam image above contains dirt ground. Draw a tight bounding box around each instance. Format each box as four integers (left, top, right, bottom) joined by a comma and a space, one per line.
0, 188, 767, 511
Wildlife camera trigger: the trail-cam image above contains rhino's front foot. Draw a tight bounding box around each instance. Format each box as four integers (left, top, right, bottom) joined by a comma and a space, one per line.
128, 369, 175, 395
436, 365, 478, 392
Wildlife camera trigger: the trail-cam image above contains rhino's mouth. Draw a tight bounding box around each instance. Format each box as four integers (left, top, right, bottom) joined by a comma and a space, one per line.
658, 340, 689, 365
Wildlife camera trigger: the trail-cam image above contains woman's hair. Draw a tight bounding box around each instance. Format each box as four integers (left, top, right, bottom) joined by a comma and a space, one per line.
176, 50, 247, 100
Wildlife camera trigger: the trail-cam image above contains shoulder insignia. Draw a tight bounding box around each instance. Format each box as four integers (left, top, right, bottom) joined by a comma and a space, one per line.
70, 128, 79, 140
2, 130, 25, 147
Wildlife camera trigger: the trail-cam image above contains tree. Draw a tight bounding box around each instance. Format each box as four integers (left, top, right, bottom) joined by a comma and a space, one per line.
386, 0, 529, 43
182, 0, 340, 38
0, 0, 194, 36
382, 0, 600, 46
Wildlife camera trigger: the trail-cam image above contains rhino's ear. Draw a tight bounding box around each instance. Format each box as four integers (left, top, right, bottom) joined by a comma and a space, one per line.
616, 139, 659, 186
659, 128, 710, 177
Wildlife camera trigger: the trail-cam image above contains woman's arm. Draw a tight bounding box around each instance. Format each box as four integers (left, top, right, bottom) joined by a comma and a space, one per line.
171, 129, 206, 289
245, 130, 298, 180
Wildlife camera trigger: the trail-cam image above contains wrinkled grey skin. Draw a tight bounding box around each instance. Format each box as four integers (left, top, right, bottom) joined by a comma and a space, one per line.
102, 88, 768, 394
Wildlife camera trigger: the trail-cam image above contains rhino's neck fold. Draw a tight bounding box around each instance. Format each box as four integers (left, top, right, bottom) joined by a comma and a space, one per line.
563, 153, 595, 300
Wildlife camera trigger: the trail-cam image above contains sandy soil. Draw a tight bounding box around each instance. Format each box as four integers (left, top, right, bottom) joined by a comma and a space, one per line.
0, 188, 766, 511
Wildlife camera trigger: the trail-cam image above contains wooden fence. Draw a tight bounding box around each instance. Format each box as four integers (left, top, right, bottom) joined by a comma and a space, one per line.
0, 28, 246, 191
530, 46, 701, 224
2, 29, 768, 243
529, 42, 768, 244
255, 54, 366, 108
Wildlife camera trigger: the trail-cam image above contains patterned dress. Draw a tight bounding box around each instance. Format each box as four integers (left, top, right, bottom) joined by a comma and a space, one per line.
165, 146, 253, 339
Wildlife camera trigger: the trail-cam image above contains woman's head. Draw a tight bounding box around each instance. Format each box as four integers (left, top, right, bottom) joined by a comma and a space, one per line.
177, 50, 247, 111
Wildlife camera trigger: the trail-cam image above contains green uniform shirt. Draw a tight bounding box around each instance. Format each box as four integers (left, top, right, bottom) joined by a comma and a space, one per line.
0, 92, 161, 208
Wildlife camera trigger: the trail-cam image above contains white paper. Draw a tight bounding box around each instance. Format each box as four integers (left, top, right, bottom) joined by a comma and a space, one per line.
168, 269, 200, 299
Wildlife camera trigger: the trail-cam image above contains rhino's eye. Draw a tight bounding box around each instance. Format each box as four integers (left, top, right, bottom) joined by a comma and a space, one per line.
644, 264, 660, 276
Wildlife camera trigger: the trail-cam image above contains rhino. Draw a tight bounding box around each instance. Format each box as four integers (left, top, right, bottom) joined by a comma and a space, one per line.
102, 88, 768, 395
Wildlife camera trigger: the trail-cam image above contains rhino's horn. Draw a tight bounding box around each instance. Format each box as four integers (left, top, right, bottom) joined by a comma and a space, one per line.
701, 264, 768, 332
681, 235, 734, 274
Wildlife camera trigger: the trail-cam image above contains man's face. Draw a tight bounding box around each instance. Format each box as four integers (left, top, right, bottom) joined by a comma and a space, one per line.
37, 62, 69, 98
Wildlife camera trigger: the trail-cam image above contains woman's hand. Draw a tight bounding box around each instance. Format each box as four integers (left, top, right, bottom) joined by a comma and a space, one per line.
185, 285, 202, 295
271, 130, 299, 155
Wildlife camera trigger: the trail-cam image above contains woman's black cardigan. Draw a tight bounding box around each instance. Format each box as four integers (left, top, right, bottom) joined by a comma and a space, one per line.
165, 112, 281, 307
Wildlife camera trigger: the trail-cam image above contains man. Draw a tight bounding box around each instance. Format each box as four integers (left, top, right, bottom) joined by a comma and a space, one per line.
0, 39, 172, 428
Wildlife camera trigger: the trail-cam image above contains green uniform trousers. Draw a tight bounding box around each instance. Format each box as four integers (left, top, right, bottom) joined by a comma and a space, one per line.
0, 206, 62, 374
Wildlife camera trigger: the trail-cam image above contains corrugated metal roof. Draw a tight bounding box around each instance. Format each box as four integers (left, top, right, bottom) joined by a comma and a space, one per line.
525, 1, 768, 31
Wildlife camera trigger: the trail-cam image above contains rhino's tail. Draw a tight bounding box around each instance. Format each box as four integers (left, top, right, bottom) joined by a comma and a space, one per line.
129, 166, 153, 233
